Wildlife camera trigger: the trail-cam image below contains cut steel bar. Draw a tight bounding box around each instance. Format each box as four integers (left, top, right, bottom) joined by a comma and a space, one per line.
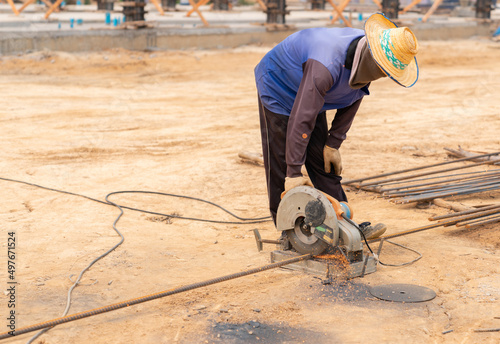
465, 216, 500, 229
429, 203, 500, 221
359, 160, 496, 188
0, 253, 312, 340
366, 220, 453, 243
474, 328, 500, 333
438, 206, 500, 226
457, 214, 500, 228
369, 202, 500, 243
393, 184, 500, 204
342, 151, 500, 185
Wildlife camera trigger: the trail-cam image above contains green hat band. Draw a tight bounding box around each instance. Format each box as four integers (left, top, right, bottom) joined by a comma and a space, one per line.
380, 29, 408, 71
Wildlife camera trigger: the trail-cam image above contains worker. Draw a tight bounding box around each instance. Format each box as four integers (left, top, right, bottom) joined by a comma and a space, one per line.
254, 13, 419, 239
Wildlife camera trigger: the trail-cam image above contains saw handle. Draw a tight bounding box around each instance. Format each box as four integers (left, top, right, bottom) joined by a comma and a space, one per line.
319, 191, 345, 220
281, 186, 351, 221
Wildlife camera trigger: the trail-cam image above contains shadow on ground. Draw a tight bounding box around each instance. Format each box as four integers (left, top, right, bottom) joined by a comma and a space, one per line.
207, 320, 333, 343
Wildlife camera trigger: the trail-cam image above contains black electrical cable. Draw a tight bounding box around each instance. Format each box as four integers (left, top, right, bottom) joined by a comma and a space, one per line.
0, 177, 272, 224
0, 177, 108, 205
0, 176, 270, 343
27, 191, 127, 344
341, 214, 422, 267
107, 190, 271, 224
378, 240, 422, 267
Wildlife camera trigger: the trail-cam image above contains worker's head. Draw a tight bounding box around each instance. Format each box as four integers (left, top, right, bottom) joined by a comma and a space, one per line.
364, 13, 419, 88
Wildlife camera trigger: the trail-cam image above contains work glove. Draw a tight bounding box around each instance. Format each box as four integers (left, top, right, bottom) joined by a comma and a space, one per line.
323, 145, 342, 175
282, 175, 313, 198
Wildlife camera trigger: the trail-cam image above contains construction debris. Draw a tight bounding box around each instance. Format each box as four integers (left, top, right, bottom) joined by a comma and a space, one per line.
445, 147, 500, 163
238, 151, 264, 166
432, 198, 474, 212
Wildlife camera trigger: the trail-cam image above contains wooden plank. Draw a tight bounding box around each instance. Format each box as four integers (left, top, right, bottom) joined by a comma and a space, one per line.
238, 151, 264, 165
444, 147, 500, 163
433, 198, 474, 213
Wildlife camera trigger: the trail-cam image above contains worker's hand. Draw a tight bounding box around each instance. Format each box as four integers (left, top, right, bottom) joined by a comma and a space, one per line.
281, 176, 313, 198
323, 146, 342, 175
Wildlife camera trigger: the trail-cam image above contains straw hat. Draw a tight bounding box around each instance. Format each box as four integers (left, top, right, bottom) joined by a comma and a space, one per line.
365, 13, 419, 88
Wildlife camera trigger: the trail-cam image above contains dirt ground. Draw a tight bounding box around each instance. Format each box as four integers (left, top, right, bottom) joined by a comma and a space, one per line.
0, 38, 499, 344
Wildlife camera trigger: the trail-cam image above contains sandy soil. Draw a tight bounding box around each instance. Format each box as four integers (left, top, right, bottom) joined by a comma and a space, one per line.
0, 39, 499, 344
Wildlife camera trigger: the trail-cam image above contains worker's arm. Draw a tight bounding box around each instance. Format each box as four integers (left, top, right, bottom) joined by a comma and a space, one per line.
325, 98, 362, 149
286, 59, 333, 178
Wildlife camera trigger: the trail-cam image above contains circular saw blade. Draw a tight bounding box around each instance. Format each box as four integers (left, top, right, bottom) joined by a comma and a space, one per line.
276, 186, 339, 255
369, 284, 436, 303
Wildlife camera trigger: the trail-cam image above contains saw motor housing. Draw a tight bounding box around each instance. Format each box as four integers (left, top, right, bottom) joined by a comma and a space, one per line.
276, 186, 364, 262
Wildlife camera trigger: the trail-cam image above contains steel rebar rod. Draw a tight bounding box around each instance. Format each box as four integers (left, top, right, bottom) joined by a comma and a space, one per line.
429, 203, 500, 221
366, 217, 458, 243
374, 169, 494, 188
393, 184, 500, 204
385, 181, 499, 199
380, 171, 500, 193
368, 203, 500, 243
463, 215, 500, 229
386, 184, 500, 202
384, 177, 500, 196
440, 207, 500, 226
456, 213, 500, 227
342, 151, 500, 185
358, 160, 498, 188
0, 253, 312, 340
474, 328, 500, 333
384, 178, 500, 198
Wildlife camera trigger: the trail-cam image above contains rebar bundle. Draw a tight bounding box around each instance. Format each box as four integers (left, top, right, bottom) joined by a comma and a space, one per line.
342, 151, 500, 204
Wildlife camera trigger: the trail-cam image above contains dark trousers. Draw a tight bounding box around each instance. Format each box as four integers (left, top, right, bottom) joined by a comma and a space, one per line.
258, 98, 347, 225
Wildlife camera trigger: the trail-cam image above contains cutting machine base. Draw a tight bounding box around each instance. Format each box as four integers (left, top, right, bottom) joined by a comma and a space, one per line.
270, 250, 377, 279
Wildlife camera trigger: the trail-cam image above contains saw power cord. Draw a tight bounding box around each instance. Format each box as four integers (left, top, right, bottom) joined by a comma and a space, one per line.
0, 177, 271, 225
26, 191, 127, 344
0, 176, 270, 343
341, 214, 423, 267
